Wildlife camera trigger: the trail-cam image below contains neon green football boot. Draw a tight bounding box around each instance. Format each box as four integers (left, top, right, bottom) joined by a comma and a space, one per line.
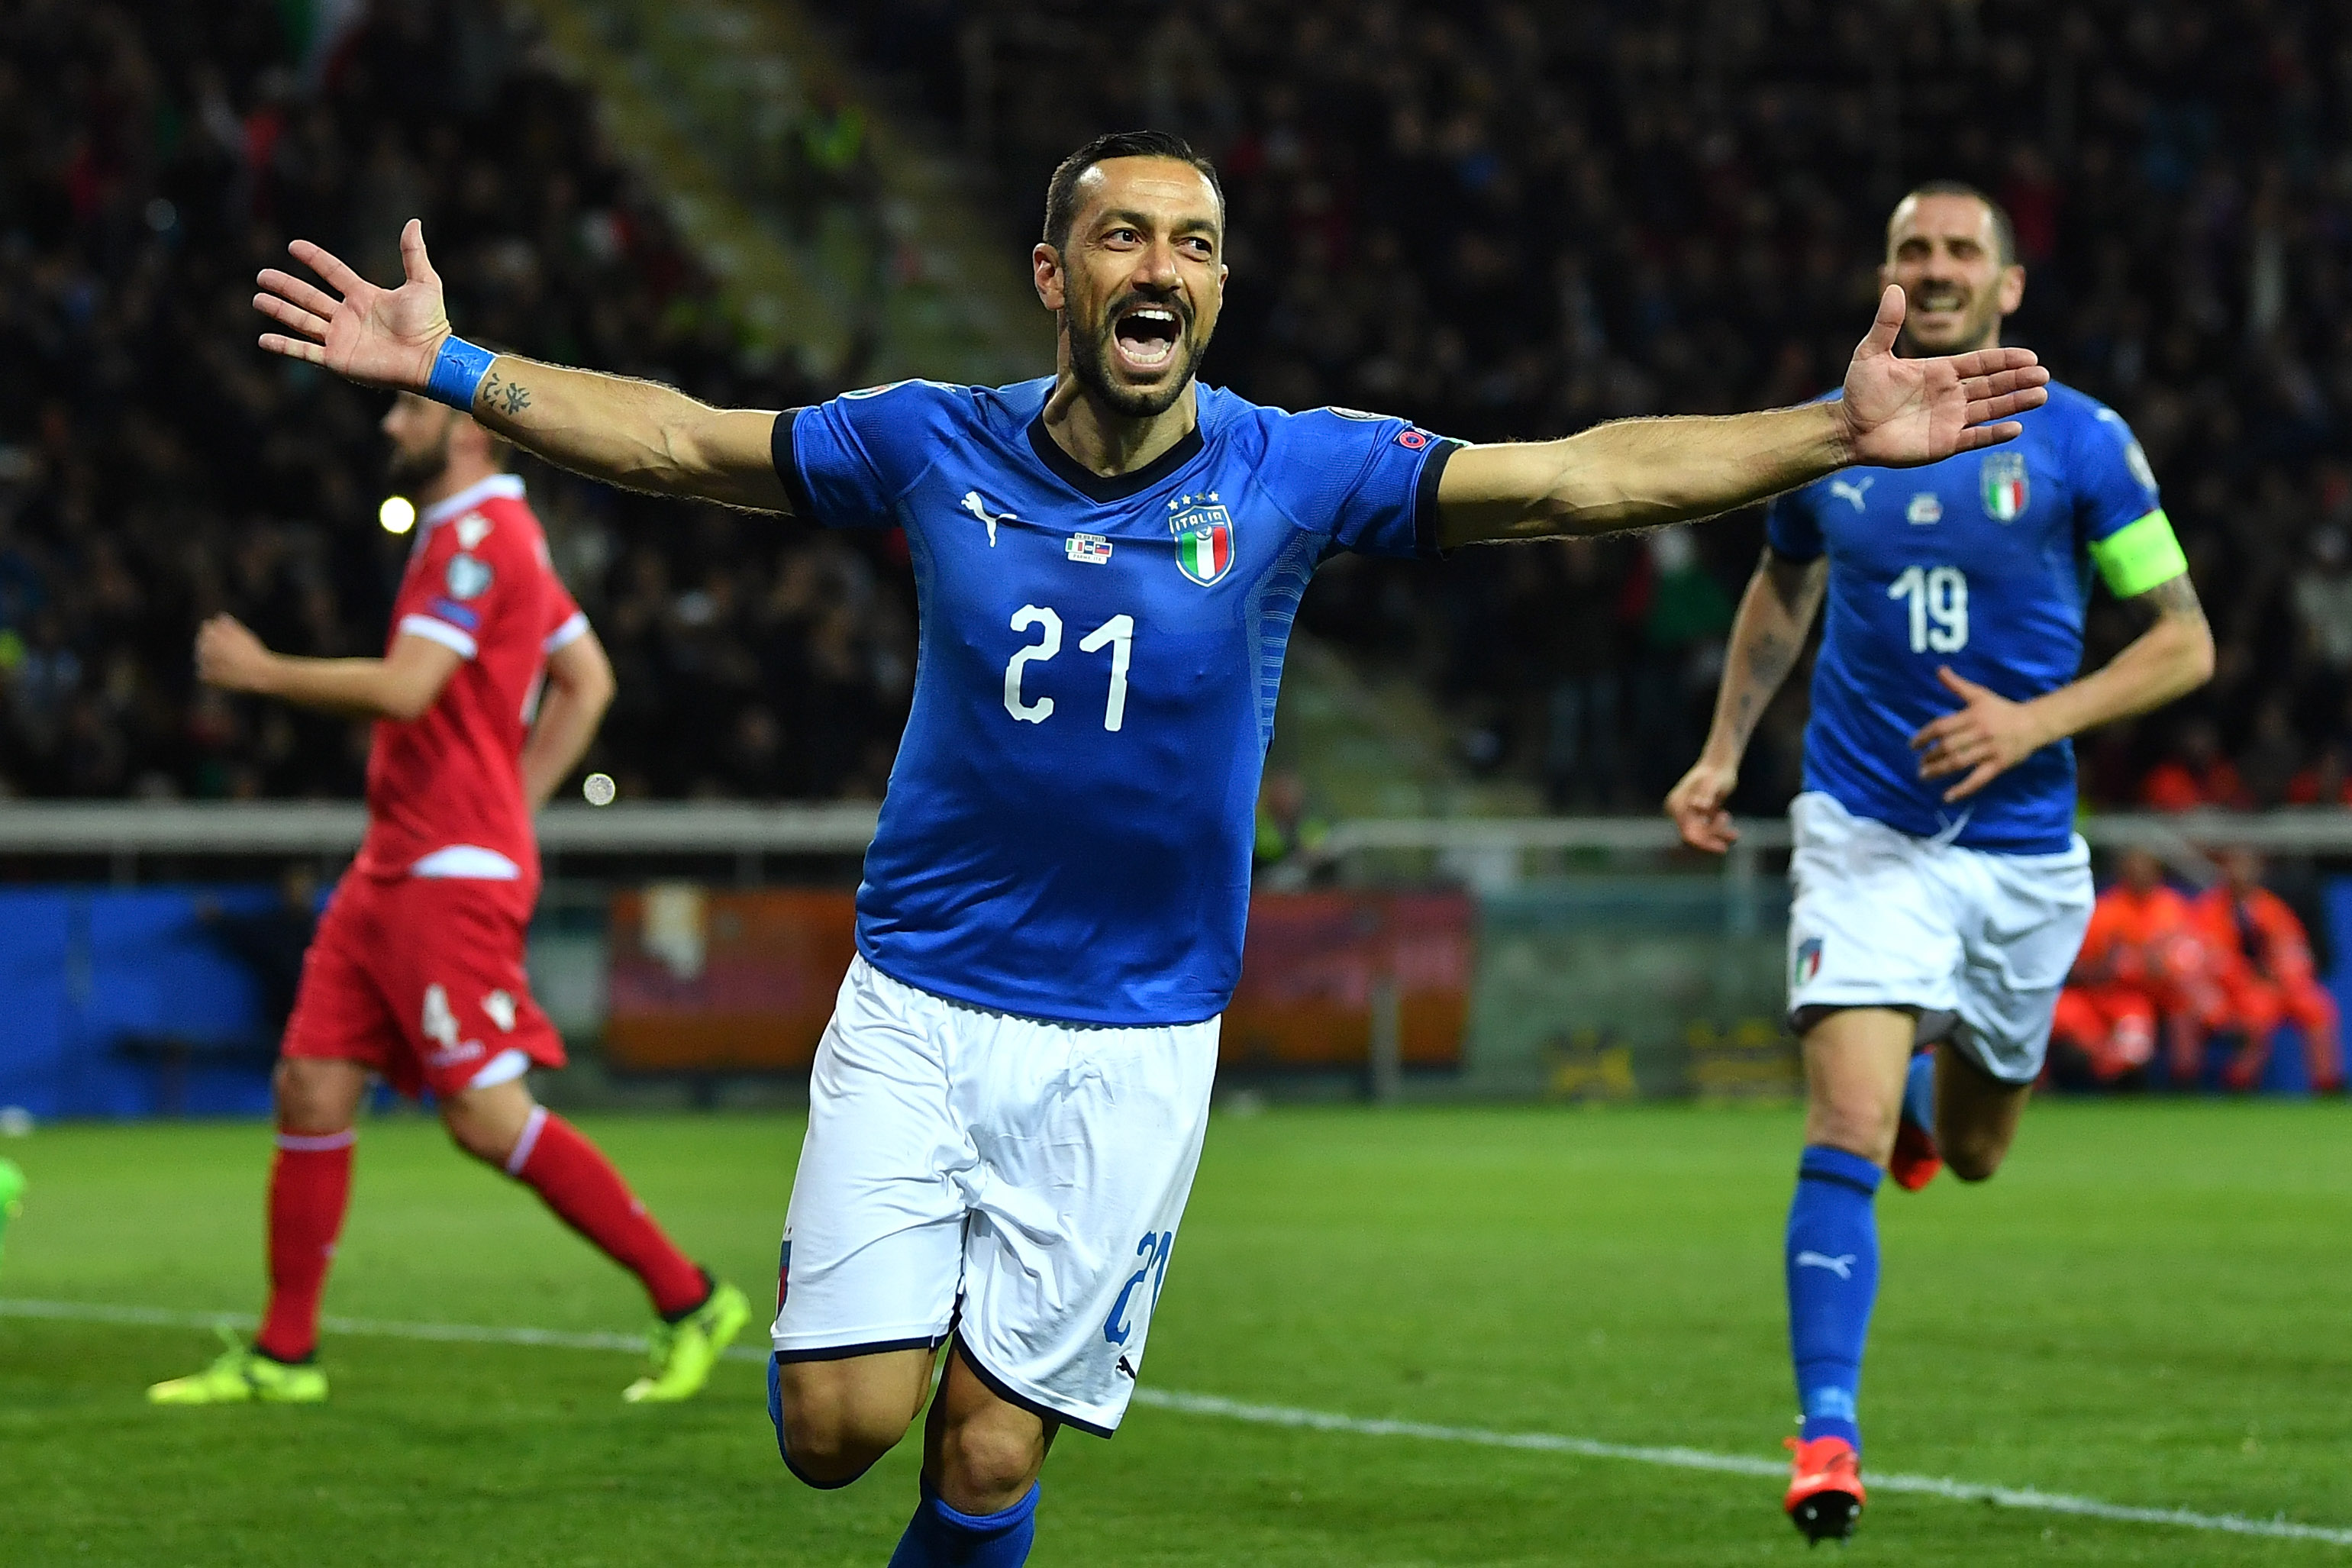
0, 1157, 24, 1273
147, 1328, 328, 1405
623, 1278, 750, 1404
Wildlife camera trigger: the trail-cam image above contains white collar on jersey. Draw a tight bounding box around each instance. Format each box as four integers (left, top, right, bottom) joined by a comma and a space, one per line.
419, 473, 527, 531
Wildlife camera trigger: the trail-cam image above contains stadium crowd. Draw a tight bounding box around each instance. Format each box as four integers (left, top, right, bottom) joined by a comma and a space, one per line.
856, 0, 2352, 813
6, 0, 2352, 817
0, 0, 911, 802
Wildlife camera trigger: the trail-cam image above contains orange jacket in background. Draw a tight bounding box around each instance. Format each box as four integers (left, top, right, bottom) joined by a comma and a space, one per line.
2073, 882, 2219, 1015
2192, 886, 2320, 990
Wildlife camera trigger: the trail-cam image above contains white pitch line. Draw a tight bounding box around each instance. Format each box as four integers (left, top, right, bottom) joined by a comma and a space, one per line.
1131, 1389, 2352, 1547
6, 1297, 2347, 1548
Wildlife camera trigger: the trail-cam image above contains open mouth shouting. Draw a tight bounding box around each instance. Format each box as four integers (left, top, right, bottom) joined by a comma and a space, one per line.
1108, 297, 1187, 378
1905, 284, 1975, 329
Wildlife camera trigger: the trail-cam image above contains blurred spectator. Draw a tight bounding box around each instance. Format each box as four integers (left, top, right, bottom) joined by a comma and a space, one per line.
1253, 767, 1331, 885
19, 3, 2352, 809
2292, 526, 2352, 671
850, 0, 2352, 809
195, 864, 321, 1039
2139, 720, 2248, 811
2189, 847, 2344, 1093
0, 0, 905, 803
2050, 847, 2225, 1089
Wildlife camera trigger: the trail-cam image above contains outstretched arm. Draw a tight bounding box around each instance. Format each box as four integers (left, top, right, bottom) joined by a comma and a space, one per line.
197, 615, 462, 721
254, 220, 787, 511
1912, 572, 2215, 802
1663, 549, 1828, 852
1434, 286, 2049, 548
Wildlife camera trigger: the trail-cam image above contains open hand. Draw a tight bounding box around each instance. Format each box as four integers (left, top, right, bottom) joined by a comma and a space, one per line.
1839, 286, 2049, 466
254, 218, 450, 391
1664, 757, 1742, 853
1911, 666, 2049, 801
195, 614, 277, 695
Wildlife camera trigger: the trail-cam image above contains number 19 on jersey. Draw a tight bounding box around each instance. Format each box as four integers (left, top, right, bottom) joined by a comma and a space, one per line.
1887, 565, 1969, 653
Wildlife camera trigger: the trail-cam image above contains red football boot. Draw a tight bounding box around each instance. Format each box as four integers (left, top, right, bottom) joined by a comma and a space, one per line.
1888, 1047, 1942, 1192
1784, 1434, 1866, 1543
1888, 1116, 1942, 1192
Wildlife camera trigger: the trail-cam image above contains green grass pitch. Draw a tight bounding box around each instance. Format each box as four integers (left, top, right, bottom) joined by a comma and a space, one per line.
2, 1101, 2347, 1565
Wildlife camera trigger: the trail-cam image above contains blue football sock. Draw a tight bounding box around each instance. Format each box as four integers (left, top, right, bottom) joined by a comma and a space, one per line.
1901, 1050, 1937, 1136
1786, 1144, 1882, 1452
886, 1477, 1039, 1567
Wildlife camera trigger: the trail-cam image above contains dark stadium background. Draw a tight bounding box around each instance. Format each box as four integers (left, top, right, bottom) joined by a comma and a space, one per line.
8, 0, 2352, 818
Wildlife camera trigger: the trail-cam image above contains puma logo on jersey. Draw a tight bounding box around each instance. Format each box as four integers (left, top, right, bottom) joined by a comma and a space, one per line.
960, 490, 1015, 547
1795, 1250, 1857, 1279
482, 989, 518, 1033
455, 513, 493, 549
1828, 476, 1875, 511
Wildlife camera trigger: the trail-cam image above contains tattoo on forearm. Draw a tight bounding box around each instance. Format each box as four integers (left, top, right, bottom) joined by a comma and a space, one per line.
2138, 573, 2204, 621
482, 373, 531, 417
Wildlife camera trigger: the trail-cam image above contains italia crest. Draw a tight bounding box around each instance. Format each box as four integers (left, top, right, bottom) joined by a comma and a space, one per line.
1168, 492, 1234, 586
1979, 451, 2028, 522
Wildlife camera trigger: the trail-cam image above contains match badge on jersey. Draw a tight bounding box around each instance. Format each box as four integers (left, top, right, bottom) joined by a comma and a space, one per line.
1905, 492, 1943, 526
445, 553, 494, 599
1980, 451, 2029, 522
455, 513, 492, 550
1168, 493, 1234, 586
1066, 533, 1114, 565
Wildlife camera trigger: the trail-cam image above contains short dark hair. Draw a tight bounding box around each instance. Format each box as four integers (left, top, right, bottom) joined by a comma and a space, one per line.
1893, 180, 2018, 266
1041, 131, 1223, 256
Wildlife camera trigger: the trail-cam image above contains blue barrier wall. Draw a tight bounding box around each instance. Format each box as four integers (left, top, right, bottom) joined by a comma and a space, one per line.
0, 887, 279, 1119
5, 878, 2350, 1117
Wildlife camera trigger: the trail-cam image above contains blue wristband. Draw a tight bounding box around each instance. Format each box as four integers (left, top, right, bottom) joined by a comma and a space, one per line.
424, 334, 495, 410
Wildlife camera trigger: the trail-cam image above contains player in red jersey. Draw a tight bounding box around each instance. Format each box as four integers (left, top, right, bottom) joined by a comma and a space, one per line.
149, 393, 748, 1406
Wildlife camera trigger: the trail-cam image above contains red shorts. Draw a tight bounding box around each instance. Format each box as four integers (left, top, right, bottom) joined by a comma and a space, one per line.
282, 873, 566, 1099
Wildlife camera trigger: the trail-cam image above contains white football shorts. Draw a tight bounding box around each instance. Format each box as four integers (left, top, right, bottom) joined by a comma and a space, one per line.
1786, 791, 2094, 1084
771, 955, 1218, 1437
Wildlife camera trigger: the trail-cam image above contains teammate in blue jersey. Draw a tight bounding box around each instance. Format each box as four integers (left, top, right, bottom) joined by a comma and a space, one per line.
257, 132, 2049, 1565
1666, 182, 2214, 1544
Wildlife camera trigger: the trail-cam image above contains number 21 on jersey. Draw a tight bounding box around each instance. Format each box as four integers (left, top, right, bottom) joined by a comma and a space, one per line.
1003, 604, 1134, 731
1887, 565, 1968, 653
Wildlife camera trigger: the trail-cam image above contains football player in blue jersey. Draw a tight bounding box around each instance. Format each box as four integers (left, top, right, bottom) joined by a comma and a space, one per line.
1666, 182, 2214, 1544
257, 133, 2049, 1565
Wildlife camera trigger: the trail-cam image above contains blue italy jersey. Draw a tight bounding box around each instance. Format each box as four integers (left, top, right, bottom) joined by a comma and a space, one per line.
1766, 382, 2166, 853
775, 378, 1456, 1025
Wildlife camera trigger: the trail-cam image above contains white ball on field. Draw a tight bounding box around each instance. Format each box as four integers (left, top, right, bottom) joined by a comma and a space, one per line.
582, 772, 617, 806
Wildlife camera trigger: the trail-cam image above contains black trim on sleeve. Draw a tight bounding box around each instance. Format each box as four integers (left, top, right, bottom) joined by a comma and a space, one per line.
771, 408, 817, 518
1026, 411, 1205, 504
950, 1331, 1116, 1440
1412, 437, 1463, 559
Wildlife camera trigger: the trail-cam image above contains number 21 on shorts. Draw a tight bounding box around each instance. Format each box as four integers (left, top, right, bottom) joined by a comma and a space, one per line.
1102, 1229, 1175, 1346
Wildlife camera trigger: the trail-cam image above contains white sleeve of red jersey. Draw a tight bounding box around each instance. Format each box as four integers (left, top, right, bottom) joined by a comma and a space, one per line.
392, 512, 505, 661
540, 557, 588, 653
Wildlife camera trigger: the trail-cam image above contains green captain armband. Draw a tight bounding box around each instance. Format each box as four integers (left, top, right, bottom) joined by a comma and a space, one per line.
2089, 509, 2189, 598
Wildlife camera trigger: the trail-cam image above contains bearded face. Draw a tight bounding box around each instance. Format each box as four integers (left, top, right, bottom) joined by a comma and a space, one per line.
1065, 279, 1208, 418
382, 396, 457, 493
1040, 156, 1225, 418
1883, 192, 2020, 357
